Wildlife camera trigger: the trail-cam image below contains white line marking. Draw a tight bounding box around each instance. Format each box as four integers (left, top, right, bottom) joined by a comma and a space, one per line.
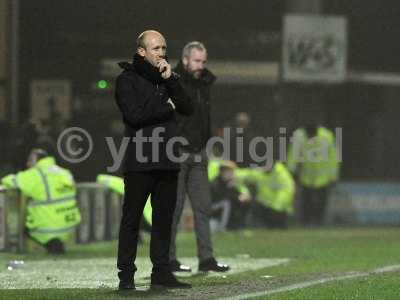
219, 264, 400, 300
0, 257, 289, 289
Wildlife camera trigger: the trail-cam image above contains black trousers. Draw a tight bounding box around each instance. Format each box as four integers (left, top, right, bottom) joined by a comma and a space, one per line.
251, 202, 288, 229
300, 186, 329, 226
117, 170, 178, 280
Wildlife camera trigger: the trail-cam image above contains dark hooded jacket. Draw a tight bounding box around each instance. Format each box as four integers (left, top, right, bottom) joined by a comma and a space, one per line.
174, 61, 216, 152
115, 54, 193, 172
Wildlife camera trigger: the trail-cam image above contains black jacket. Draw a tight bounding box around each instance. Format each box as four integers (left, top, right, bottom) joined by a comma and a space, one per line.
174, 61, 216, 153
210, 177, 241, 204
115, 54, 193, 172
210, 176, 249, 230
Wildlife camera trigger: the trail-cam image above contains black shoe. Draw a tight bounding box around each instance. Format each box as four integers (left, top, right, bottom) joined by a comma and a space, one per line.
169, 259, 192, 272
151, 272, 192, 289
199, 257, 230, 272
118, 281, 135, 291
45, 239, 65, 254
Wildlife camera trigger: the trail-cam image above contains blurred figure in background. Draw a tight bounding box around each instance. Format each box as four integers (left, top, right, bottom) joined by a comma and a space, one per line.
13, 119, 39, 170
287, 124, 340, 226
209, 160, 251, 231
1, 148, 81, 254
228, 112, 259, 168
0, 120, 14, 176
235, 112, 251, 128
170, 41, 230, 273
235, 162, 295, 228
35, 118, 57, 155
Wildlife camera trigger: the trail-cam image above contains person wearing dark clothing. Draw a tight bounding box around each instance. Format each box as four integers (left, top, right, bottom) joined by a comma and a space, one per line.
169, 41, 230, 273
228, 112, 261, 168
115, 30, 193, 290
287, 124, 340, 226
210, 161, 252, 231
300, 186, 329, 225
174, 63, 213, 153
13, 120, 39, 169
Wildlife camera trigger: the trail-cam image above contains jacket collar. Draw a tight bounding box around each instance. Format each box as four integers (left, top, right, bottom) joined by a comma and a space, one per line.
118, 54, 164, 84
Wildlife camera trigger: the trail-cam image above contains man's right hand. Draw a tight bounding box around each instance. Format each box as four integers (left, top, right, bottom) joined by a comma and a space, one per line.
157, 59, 172, 79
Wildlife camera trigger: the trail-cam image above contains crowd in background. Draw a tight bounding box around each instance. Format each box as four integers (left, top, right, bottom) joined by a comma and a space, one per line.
0, 108, 339, 230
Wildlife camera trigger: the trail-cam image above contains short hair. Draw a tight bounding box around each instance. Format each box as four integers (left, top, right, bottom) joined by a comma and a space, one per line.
182, 41, 207, 59
219, 160, 237, 171
29, 148, 49, 161
136, 32, 147, 49
136, 30, 163, 50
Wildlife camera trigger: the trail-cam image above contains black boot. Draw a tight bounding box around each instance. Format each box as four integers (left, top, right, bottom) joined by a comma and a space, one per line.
199, 257, 230, 272
118, 271, 135, 290
151, 272, 192, 289
118, 281, 135, 291
169, 259, 192, 272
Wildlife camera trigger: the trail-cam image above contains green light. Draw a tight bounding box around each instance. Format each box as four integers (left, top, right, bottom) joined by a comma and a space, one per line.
97, 80, 108, 89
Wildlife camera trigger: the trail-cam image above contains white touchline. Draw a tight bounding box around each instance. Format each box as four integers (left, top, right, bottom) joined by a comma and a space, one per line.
0, 257, 290, 289
218, 264, 400, 300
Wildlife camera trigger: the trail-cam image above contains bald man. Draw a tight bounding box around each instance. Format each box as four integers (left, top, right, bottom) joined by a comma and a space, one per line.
115, 30, 193, 290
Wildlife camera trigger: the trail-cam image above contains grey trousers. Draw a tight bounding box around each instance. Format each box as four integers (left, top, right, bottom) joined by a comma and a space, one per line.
169, 151, 214, 261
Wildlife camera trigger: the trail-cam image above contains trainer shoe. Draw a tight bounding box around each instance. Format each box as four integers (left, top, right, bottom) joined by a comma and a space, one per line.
170, 259, 192, 272
151, 272, 192, 289
118, 280, 135, 291
199, 257, 230, 272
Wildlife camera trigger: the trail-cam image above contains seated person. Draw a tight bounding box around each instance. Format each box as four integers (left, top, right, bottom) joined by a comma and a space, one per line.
236, 162, 295, 228
1, 148, 81, 254
210, 161, 251, 231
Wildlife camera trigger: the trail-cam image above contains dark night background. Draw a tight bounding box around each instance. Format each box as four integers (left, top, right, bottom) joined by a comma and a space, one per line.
7, 0, 400, 180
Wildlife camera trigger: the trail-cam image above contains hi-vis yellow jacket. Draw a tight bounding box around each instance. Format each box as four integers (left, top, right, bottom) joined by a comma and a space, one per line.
1, 157, 81, 244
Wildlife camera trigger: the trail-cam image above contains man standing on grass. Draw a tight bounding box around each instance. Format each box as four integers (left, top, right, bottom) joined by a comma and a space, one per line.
169, 41, 230, 273
115, 30, 193, 290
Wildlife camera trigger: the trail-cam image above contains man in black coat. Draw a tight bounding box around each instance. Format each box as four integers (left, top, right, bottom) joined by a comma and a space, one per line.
169, 41, 230, 273
114, 30, 193, 290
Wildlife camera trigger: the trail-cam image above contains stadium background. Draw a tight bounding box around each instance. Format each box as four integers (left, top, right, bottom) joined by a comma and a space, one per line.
1, 1, 400, 299
1, 0, 400, 180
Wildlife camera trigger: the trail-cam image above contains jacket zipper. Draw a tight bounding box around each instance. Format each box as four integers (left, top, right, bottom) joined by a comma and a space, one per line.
156, 84, 163, 96
197, 88, 206, 146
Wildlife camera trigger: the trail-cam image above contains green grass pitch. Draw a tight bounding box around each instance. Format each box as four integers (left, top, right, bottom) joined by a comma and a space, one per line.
1, 228, 400, 299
